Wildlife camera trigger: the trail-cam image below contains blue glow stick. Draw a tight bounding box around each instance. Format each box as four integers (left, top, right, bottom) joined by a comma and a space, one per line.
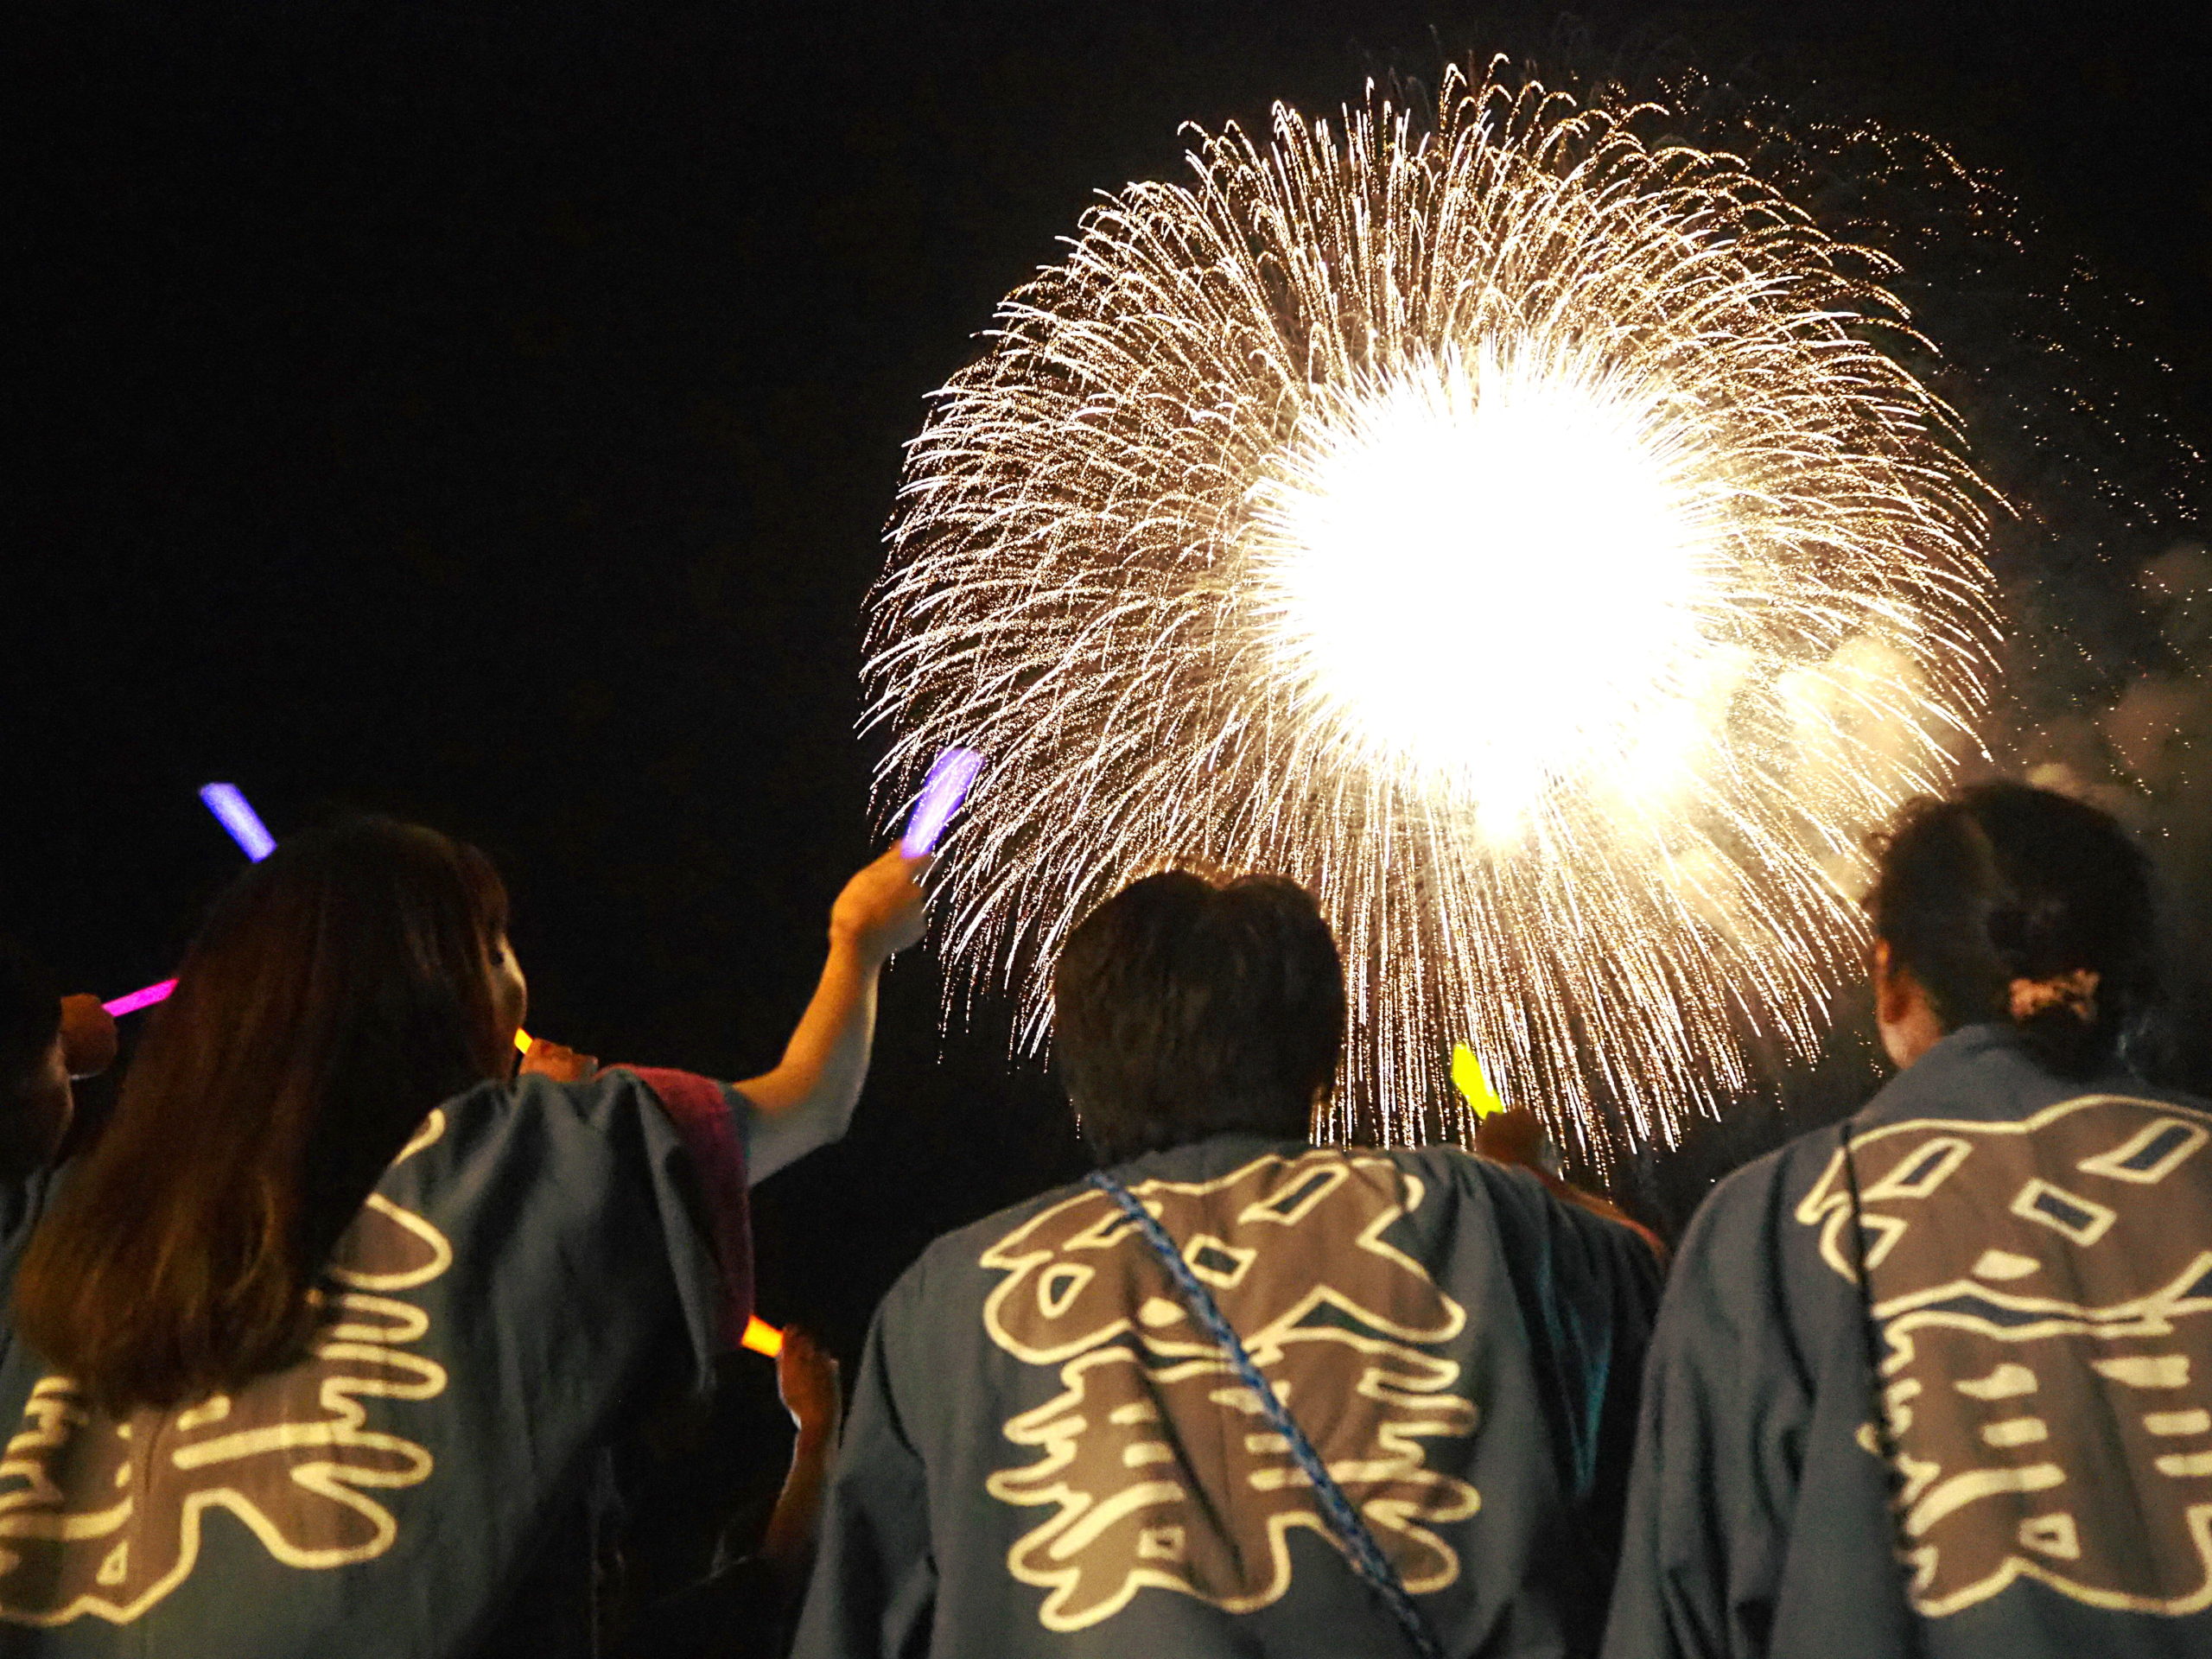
199, 783, 276, 861
899, 748, 983, 856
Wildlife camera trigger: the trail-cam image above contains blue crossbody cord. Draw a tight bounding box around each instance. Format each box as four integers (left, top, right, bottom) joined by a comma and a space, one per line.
1086, 1169, 1447, 1659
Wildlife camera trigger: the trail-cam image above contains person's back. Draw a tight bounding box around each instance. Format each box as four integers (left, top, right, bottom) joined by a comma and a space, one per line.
796, 872, 1662, 1658
0, 817, 929, 1658
1605, 783, 2212, 1659
0, 1066, 735, 1655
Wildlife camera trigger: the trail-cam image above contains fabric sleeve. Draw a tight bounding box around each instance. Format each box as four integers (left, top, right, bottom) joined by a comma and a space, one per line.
790, 1268, 938, 1659
619, 1066, 755, 1357
533, 1067, 753, 1395
1472, 1156, 1666, 1648
1559, 1186, 1668, 1560
1601, 1166, 1807, 1659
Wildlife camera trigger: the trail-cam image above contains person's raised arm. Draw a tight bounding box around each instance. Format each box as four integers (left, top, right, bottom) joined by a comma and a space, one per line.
739, 844, 929, 1185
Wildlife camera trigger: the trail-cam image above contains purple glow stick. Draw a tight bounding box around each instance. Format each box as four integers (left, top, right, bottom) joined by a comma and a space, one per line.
200, 783, 276, 861
103, 978, 178, 1017
900, 748, 983, 857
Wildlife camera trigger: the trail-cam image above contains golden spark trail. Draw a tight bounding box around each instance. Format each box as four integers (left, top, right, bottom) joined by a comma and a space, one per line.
864, 65, 1999, 1161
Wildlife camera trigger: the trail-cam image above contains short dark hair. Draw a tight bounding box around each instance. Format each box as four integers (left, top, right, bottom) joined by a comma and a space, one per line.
1866, 781, 2158, 1077
16, 817, 512, 1411
1052, 871, 1344, 1164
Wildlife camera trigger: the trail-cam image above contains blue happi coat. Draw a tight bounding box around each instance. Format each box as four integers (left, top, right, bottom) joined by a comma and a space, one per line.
1605, 1026, 2212, 1659
796, 1133, 1663, 1658
0, 1067, 751, 1659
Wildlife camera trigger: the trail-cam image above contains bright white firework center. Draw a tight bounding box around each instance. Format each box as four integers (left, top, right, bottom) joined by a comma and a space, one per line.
1247, 343, 1723, 840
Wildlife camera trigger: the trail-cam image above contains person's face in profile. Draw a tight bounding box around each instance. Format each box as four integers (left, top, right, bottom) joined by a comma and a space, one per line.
487, 936, 528, 1049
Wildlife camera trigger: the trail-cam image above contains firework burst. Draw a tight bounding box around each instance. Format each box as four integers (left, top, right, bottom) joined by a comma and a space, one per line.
864, 64, 1999, 1160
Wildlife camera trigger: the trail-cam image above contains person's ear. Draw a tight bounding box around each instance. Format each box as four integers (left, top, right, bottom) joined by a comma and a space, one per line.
1872, 939, 1906, 1022
1872, 938, 1945, 1069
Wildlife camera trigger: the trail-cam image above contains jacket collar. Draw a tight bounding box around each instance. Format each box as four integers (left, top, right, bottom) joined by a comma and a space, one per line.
1856, 1021, 2139, 1129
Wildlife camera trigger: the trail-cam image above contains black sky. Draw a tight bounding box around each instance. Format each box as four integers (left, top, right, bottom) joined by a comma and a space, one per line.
10, 1, 2212, 1365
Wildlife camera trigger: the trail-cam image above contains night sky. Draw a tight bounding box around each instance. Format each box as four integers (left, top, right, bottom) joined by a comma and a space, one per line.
12, 0, 2211, 1406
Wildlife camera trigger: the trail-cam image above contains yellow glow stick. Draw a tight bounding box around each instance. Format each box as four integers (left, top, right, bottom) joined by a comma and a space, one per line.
1451, 1042, 1508, 1119
514, 1028, 533, 1055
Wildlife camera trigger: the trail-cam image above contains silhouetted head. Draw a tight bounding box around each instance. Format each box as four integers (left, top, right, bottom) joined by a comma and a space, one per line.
1053, 870, 1344, 1165
16, 817, 516, 1411
1866, 781, 2158, 1077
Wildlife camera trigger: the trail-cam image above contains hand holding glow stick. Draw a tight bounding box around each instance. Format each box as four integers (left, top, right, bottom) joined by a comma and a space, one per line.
1452, 1042, 1508, 1120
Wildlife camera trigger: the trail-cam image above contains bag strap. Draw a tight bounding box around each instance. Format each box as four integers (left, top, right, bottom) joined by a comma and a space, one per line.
1086, 1169, 1447, 1659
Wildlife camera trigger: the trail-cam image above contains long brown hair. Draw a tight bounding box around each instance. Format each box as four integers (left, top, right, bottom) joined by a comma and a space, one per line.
16, 817, 511, 1410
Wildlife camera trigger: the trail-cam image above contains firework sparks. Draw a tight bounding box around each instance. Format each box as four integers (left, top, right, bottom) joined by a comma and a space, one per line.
864, 64, 1999, 1160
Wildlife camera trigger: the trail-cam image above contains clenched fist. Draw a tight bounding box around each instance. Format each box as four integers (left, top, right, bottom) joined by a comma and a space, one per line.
828, 844, 931, 964
518, 1038, 599, 1082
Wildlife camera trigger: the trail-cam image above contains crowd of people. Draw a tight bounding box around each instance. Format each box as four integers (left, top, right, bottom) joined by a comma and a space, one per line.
0, 780, 2204, 1658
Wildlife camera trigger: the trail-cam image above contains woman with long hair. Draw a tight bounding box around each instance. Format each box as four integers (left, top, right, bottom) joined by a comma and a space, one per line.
0, 816, 925, 1656
1605, 782, 2212, 1659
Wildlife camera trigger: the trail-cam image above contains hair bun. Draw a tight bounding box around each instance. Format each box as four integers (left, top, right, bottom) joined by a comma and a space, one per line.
1866, 782, 2155, 1079
2007, 969, 2100, 1025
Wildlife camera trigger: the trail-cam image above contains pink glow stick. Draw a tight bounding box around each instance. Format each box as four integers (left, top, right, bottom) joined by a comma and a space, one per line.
103, 978, 178, 1017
